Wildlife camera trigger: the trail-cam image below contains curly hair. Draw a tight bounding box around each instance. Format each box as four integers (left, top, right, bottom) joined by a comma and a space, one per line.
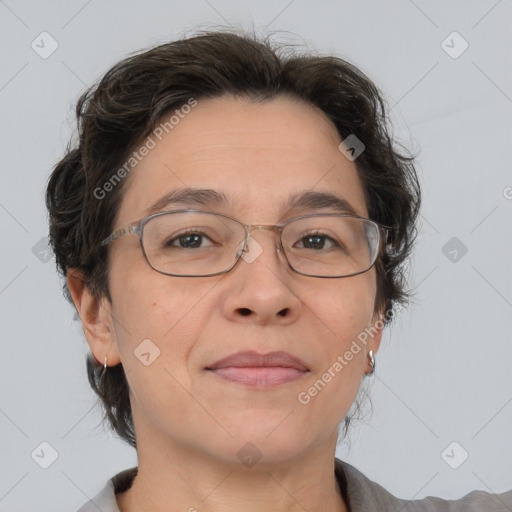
45, 29, 421, 449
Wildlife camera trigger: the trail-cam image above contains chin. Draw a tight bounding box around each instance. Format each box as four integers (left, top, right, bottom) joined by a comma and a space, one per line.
215, 416, 319, 464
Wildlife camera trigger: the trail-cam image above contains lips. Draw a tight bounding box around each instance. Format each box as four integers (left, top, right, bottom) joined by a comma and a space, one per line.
206, 351, 309, 387
207, 351, 309, 371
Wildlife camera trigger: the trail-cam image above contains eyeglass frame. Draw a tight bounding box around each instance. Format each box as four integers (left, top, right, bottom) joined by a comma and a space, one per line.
100, 208, 392, 278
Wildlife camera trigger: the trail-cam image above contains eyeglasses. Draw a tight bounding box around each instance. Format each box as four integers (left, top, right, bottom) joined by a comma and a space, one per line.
100, 209, 390, 278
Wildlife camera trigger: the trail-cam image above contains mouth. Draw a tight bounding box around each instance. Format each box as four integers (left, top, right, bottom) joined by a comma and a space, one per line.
205, 351, 310, 387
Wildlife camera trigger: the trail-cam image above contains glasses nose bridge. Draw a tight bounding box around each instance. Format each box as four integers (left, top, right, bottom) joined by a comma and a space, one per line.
245, 223, 284, 251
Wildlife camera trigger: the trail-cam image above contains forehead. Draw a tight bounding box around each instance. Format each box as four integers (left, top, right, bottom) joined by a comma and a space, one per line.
116, 95, 368, 225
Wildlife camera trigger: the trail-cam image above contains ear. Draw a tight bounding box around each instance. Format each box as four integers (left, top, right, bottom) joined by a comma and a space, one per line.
67, 268, 121, 367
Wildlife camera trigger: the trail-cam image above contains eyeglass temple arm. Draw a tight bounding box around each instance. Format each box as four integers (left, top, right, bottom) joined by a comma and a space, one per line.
380, 224, 398, 245
100, 223, 141, 246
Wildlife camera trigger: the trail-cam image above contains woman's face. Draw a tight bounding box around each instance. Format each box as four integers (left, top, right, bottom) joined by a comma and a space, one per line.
97, 95, 382, 466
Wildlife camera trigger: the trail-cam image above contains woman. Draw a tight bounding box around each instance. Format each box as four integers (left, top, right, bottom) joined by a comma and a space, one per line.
46, 30, 511, 511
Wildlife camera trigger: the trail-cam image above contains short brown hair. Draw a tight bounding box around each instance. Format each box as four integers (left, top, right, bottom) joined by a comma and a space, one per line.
46, 29, 421, 448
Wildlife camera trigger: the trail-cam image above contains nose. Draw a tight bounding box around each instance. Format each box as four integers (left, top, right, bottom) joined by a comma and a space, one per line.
221, 227, 302, 326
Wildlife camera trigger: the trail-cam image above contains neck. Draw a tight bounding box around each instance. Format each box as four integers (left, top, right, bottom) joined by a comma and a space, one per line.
116, 433, 348, 512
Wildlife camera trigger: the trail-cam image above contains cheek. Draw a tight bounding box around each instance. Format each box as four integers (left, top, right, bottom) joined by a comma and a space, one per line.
108, 256, 207, 370
306, 271, 376, 340
298, 273, 376, 405
296, 284, 374, 429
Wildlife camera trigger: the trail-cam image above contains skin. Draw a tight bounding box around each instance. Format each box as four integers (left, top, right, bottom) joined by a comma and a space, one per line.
67, 95, 384, 512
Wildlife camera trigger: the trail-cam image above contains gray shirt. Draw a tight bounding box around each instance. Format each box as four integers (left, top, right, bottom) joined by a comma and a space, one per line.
76, 458, 512, 511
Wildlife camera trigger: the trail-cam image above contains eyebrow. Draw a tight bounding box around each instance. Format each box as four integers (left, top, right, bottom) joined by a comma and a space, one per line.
144, 187, 360, 218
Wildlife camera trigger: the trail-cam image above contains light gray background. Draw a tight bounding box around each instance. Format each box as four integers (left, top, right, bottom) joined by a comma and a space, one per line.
1, 1, 511, 511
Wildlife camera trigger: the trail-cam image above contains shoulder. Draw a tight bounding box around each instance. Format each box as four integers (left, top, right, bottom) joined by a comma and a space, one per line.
75, 467, 137, 512
335, 458, 512, 512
